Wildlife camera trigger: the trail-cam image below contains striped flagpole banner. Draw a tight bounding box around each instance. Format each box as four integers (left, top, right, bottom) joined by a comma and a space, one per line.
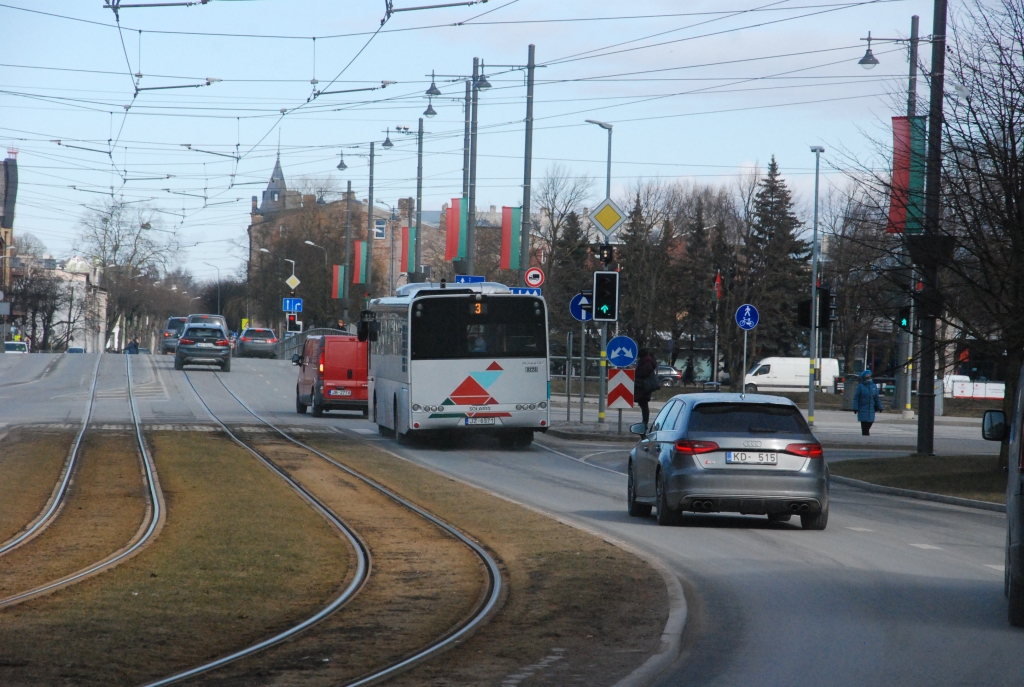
457, 195, 468, 259
445, 198, 461, 260
500, 206, 522, 270
887, 116, 926, 234
400, 226, 410, 273
331, 264, 345, 298
352, 241, 367, 284
405, 224, 416, 273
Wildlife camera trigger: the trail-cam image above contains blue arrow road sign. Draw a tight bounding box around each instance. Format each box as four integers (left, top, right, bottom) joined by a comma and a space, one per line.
607, 335, 638, 368
454, 274, 486, 283
282, 297, 303, 313
510, 287, 542, 295
735, 303, 759, 330
569, 293, 593, 322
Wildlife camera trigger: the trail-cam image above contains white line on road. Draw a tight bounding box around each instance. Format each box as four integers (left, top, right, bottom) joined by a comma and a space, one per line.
986, 565, 1004, 572
846, 527, 874, 532
910, 544, 943, 550
535, 442, 624, 475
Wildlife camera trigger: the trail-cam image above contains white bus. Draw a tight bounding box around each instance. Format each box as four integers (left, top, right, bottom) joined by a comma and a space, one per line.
365, 281, 550, 448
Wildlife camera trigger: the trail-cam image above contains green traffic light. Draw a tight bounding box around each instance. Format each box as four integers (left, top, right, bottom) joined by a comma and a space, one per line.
599, 305, 609, 313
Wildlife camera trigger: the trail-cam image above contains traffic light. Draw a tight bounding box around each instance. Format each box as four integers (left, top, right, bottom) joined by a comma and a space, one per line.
898, 305, 912, 331
818, 287, 837, 324
286, 314, 302, 333
797, 299, 812, 328
598, 244, 615, 266
592, 271, 619, 322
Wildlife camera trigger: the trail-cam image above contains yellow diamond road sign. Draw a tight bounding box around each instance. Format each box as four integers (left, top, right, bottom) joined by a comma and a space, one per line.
590, 198, 625, 240
285, 275, 301, 290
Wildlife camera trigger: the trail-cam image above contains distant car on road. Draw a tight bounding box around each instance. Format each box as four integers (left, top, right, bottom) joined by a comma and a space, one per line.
5, 341, 29, 354
66, 346, 85, 353
185, 314, 228, 336
161, 317, 188, 354
174, 324, 232, 372
293, 334, 368, 417
656, 365, 682, 387
236, 328, 279, 359
627, 392, 828, 529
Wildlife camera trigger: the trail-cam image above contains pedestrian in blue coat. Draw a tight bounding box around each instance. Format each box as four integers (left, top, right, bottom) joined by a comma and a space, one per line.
852, 369, 883, 435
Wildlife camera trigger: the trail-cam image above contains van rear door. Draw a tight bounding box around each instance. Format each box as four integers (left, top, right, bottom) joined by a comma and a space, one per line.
324, 338, 368, 401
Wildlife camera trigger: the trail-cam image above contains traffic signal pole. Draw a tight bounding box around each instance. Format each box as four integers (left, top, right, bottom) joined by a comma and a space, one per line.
808, 146, 824, 427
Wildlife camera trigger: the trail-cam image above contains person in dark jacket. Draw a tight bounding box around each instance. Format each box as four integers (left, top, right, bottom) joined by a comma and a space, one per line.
634, 348, 657, 426
852, 369, 883, 435
124, 339, 139, 354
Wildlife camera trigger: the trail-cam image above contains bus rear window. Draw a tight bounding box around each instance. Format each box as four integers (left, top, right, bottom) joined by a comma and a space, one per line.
411, 296, 546, 360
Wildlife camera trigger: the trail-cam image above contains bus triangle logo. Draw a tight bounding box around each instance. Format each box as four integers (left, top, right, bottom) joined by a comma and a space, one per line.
445, 376, 495, 406
487, 361, 503, 370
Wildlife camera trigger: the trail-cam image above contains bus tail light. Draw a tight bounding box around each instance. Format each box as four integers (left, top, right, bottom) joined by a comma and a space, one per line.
785, 443, 823, 459
674, 440, 720, 455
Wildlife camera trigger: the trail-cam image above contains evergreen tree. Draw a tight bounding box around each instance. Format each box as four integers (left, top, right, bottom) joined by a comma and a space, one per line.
547, 211, 592, 344
618, 192, 676, 348
742, 156, 809, 359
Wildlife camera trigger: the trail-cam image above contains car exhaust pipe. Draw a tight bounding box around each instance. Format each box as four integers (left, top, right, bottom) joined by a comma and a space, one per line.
702, 500, 714, 510
790, 503, 801, 512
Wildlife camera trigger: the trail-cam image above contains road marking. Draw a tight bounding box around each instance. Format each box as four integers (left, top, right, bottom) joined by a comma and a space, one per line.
351, 428, 376, 434
986, 565, 1004, 571
846, 527, 874, 532
910, 544, 943, 550
535, 443, 624, 475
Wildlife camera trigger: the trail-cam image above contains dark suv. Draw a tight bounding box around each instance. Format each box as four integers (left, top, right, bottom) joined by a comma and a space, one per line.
161, 317, 187, 354
174, 324, 232, 371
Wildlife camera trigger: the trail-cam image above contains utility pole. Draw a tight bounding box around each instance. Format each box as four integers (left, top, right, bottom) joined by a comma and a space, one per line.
917, 0, 948, 456
900, 15, 920, 418
466, 57, 480, 275
343, 179, 352, 323
389, 204, 396, 295
519, 44, 535, 286
808, 146, 824, 427
462, 81, 470, 198
586, 119, 613, 424
414, 117, 424, 282
365, 141, 375, 299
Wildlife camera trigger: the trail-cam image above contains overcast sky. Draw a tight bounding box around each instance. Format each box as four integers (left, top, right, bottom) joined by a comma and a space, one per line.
2, 0, 935, 281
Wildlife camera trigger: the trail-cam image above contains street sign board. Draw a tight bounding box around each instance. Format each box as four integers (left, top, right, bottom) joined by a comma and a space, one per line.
735, 303, 759, 330
524, 267, 545, 288
569, 293, 593, 322
510, 287, 542, 295
607, 368, 635, 409
589, 198, 626, 241
285, 274, 301, 290
454, 274, 485, 283
282, 297, 303, 313
607, 335, 638, 368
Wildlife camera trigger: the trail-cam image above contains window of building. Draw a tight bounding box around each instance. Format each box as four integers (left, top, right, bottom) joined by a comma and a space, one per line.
273, 192, 279, 202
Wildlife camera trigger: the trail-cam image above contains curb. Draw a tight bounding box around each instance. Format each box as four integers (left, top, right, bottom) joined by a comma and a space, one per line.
830, 475, 1006, 513
546, 427, 635, 443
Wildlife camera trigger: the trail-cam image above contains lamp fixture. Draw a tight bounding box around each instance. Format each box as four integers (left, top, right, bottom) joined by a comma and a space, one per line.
423, 99, 437, 118
426, 70, 441, 96
858, 32, 880, 69
337, 151, 347, 171
382, 128, 394, 149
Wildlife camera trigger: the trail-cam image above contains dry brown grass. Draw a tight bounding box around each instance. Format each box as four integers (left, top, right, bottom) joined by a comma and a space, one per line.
0, 428, 74, 544
0, 431, 351, 686
830, 454, 1007, 503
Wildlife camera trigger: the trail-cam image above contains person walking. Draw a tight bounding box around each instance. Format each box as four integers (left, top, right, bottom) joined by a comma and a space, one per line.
852, 369, 883, 436
634, 348, 658, 427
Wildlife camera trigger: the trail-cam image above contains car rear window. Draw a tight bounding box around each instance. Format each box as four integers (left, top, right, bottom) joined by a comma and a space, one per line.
184, 327, 222, 339
167, 319, 186, 333
244, 329, 273, 336
688, 403, 810, 435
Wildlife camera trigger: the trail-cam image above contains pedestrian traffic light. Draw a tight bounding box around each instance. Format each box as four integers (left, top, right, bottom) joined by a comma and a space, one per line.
898, 305, 912, 331
797, 299, 812, 328
592, 271, 619, 322
286, 313, 302, 333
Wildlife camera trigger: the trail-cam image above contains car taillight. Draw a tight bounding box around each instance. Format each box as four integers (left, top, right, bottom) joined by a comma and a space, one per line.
785, 443, 823, 459
240, 337, 252, 342
319, 350, 325, 373
674, 440, 720, 455
163, 332, 169, 337
215, 339, 230, 347
267, 337, 277, 343
178, 338, 194, 345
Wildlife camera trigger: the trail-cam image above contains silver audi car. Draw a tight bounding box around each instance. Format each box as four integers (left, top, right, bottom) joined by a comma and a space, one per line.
627, 393, 829, 529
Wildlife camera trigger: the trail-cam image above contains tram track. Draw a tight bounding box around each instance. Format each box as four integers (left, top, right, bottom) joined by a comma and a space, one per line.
0, 355, 164, 608
171, 368, 502, 687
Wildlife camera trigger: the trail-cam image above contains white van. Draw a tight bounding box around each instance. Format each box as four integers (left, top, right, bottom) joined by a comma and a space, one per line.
744, 357, 839, 393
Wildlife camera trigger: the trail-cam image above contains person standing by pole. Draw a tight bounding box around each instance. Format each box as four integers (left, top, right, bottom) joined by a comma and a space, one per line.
853, 369, 883, 436
634, 348, 657, 428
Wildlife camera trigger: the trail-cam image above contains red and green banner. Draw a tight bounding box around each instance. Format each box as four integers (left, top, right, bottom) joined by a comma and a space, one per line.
445, 197, 468, 261
887, 115, 927, 234
331, 264, 345, 298
352, 240, 367, 284
500, 206, 522, 271
401, 224, 416, 273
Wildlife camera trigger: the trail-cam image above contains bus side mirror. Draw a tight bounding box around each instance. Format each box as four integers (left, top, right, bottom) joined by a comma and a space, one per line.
982, 410, 1006, 441
357, 322, 368, 342
291, 353, 301, 366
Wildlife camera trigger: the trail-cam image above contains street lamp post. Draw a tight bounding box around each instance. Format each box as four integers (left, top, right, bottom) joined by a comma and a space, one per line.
808, 146, 825, 427
586, 118, 614, 425
304, 240, 328, 266
365, 142, 375, 299
203, 262, 221, 315
585, 119, 613, 199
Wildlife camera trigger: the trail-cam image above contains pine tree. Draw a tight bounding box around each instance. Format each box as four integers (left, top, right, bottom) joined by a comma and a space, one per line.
547, 211, 592, 342
743, 156, 809, 359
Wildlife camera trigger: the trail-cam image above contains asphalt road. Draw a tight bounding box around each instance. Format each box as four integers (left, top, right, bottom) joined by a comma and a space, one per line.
3, 354, 1021, 685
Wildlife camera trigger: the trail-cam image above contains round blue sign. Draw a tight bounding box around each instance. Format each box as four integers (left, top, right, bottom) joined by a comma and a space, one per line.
606, 335, 638, 368
735, 304, 759, 330
569, 292, 593, 322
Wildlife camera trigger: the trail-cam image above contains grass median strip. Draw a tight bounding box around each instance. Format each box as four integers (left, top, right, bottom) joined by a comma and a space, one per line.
830, 454, 1007, 504
0, 427, 75, 544
0, 431, 351, 686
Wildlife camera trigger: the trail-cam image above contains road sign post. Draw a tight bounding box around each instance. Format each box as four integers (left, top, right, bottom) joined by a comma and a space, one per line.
735, 304, 759, 394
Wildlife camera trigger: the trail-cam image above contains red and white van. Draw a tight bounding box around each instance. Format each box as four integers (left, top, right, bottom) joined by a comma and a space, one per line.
293, 334, 368, 417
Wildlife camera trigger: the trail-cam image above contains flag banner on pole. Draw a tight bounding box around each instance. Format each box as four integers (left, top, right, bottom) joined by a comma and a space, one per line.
331, 264, 345, 298
406, 223, 417, 273
500, 206, 522, 271
887, 116, 927, 234
352, 240, 367, 284
400, 225, 410, 274
445, 198, 461, 260
715, 270, 722, 300
458, 195, 468, 259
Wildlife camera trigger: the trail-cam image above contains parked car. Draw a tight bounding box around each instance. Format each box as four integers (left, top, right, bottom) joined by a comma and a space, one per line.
236, 328, 279, 359
174, 324, 232, 371
744, 357, 840, 393
982, 377, 1024, 626
4, 341, 28, 354
293, 334, 368, 417
138, 347, 151, 354
627, 392, 828, 529
161, 317, 188, 354
66, 347, 85, 353
656, 365, 682, 387
185, 314, 228, 336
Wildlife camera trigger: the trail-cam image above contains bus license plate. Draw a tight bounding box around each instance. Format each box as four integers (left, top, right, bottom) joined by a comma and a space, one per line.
465, 417, 495, 426
726, 451, 777, 465
329, 389, 352, 397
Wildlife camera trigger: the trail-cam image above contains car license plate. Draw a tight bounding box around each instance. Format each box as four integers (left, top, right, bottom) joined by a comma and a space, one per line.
329, 389, 352, 397
196, 342, 214, 348
465, 417, 495, 426
726, 451, 778, 465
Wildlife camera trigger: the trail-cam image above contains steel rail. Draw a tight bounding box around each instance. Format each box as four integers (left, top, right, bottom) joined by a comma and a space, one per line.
143, 371, 371, 687
0, 353, 103, 556
207, 371, 502, 687
0, 356, 163, 607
